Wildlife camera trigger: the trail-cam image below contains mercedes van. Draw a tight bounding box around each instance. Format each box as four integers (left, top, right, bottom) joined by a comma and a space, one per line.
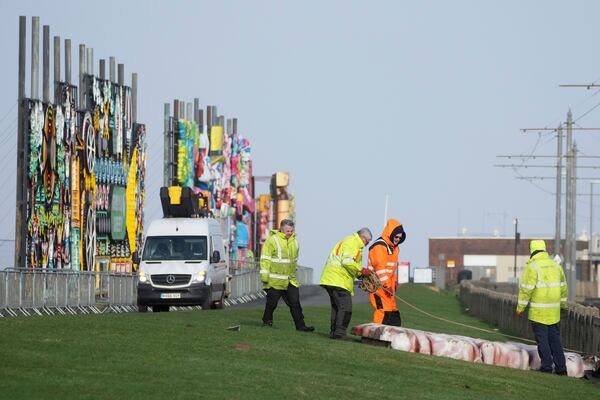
137, 217, 229, 312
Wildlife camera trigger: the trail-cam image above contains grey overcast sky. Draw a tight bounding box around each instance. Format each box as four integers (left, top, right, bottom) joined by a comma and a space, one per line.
1, 1, 600, 276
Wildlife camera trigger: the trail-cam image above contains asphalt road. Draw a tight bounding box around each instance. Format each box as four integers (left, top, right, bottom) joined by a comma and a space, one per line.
230, 283, 371, 308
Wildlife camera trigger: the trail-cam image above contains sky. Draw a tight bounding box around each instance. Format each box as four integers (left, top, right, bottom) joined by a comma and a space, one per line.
1, 1, 600, 278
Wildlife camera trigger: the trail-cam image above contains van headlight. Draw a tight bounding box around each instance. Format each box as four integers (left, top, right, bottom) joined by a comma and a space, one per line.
193, 271, 206, 283
139, 271, 148, 283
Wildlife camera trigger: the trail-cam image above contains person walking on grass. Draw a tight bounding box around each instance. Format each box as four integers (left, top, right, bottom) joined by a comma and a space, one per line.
260, 219, 314, 332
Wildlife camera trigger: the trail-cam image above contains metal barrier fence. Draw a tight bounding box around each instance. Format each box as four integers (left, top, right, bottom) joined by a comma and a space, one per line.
228, 265, 313, 298
459, 281, 600, 356
0, 268, 137, 316
229, 260, 313, 283
0, 264, 313, 316
296, 266, 313, 285
229, 269, 262, 300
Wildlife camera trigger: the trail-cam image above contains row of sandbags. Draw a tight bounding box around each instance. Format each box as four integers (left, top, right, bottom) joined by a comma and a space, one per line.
352, 323, 597, 378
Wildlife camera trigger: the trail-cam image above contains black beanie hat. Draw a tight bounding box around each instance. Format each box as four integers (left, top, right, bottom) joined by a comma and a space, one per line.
390, 225, 406, 245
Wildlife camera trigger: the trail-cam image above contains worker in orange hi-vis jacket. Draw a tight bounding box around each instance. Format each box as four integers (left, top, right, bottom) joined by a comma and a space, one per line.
367, 219, 406, 326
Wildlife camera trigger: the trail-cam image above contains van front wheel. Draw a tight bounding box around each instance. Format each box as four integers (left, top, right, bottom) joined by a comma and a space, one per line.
201, 288, 212, 310
211, 289, 225, 309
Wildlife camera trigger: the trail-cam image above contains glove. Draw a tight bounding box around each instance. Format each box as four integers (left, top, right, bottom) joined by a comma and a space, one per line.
516, 310, 524, 318
361, 268, 370, 277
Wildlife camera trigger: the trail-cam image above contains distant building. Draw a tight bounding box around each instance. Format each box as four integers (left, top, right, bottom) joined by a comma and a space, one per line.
428, 236, 597, 299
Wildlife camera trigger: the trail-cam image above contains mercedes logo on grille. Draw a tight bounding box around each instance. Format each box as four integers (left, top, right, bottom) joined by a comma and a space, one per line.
166, 274, 176, 284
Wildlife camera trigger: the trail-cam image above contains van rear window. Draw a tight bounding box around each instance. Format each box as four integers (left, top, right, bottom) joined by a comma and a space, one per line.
142, 236, 208, 261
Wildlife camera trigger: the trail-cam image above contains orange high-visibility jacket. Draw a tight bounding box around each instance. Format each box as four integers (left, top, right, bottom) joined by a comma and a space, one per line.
367, 219, 404, 292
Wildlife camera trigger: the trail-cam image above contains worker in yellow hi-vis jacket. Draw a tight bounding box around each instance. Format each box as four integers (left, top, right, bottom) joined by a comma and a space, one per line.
260, 219, 314, 332
320, 228, 372, 339
516, 239, 568, 375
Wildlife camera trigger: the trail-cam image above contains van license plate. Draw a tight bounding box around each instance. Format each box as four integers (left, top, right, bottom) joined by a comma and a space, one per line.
160, 293, 181, 299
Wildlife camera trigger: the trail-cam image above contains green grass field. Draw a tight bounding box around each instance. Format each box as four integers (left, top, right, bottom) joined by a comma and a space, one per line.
1, 284, 597, 399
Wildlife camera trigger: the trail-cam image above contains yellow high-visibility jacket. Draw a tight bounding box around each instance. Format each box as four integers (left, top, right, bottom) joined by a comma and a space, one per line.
260, 230, 299, 290
320, 233, 364, 295
517, 251, 568, 325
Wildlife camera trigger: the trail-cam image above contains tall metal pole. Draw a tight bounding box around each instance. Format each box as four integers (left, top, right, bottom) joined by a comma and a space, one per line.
31, 16, 39, 100
118, 63, 124, 86
514, 218, 519, 278
109, 56, 115, 83
78, 44, 86, 108
172, 100, 179, 186
592, 181, 599, 289
86, 48, 93, 76
42, 25, 49, 103
564, 110, 574, 301
180, 101, 186, 120
99, 59, 105, 80
163, 103, 171, 187
554, 124, 563, 260
64, 39, 71, 84
569, 142, 578, 302
194, 98, 200, 125
15, 16, 27, 269
131, 73, 138, 123
207, 106, 212, 131
591, 181, 594, 260
53, 36, 60, 102
186, 103, 192, 122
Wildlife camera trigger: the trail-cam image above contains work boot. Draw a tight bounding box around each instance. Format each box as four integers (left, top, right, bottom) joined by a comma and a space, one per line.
555, 370, 568, 376
262, 320, 273, 327
296, 325, 315, 332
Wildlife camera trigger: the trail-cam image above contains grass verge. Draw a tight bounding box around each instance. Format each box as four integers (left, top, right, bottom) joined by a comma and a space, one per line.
0, 284, 596, 399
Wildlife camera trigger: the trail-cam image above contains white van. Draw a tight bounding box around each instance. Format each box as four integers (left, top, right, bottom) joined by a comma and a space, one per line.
136, 217, 229, 312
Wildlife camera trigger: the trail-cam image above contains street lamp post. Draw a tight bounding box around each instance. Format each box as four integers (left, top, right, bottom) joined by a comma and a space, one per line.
591, 182, 594, 257
514, 218, 520, 278
591, 182, 599, 273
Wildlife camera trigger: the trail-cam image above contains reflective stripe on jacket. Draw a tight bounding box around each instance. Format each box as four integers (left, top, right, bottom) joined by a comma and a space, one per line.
516, 251, 568, 325
319, 233, 364, 295
260, 230, 299, 290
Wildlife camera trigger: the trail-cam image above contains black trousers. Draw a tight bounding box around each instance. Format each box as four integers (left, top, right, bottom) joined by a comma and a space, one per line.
322, 285, 353, 337
262, 284, 306, 329
531, 322, 566, 373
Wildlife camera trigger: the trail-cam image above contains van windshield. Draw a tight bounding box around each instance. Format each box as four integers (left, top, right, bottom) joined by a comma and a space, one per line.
142, 236, 208, 261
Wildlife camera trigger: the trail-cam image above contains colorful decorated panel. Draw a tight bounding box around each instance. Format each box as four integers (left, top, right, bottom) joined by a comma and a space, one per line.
171, 117, 253, 266
25, 78, 146, 272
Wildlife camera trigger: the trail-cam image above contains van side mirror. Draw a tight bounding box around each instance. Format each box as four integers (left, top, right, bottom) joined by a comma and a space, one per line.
211, 250, 221, 263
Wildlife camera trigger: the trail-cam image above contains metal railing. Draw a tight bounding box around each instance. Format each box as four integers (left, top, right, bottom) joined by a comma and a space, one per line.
296, 266, 313, 285
0, 264, 314, 316
0, 268, 137, 316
